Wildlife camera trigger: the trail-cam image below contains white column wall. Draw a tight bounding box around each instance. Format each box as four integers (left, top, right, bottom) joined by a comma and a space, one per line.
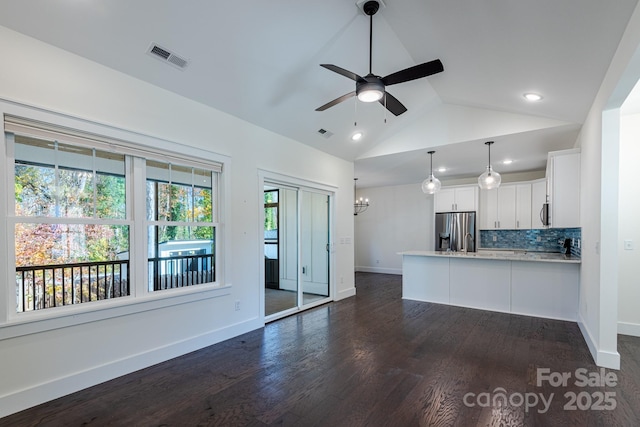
355, 183, 433, 274
618, 113, 640, 336
0, 25, 354, 416
575, 1, 640, 369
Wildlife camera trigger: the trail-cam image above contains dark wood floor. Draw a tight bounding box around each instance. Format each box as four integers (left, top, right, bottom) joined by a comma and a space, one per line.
3, 272, 640, 426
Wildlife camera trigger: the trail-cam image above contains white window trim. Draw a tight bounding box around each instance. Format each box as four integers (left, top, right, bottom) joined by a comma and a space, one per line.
0, 99, 232, 338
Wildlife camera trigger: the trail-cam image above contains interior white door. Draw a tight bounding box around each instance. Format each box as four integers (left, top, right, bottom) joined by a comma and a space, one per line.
301, 191, 330, 302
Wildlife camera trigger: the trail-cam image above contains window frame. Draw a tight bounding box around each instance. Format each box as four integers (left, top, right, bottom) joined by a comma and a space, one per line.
1, 106, 230, 336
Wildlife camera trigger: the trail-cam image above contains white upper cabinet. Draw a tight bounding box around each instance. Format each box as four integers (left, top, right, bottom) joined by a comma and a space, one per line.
480, 185, 516, 229
434, 185, 477, 212
547, 149, 580, 228
480, 184, 531, 230
515, 184, 532, 230
531, 179, 547, 229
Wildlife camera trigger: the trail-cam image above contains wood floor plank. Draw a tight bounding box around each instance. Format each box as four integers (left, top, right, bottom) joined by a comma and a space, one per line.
2, 272, 640, 426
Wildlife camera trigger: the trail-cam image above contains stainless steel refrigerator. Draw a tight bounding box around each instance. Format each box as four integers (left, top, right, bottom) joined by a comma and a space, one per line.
435, 211, 476, 252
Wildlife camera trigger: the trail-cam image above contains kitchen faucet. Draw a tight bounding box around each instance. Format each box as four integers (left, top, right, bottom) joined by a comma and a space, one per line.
462, 232, 473, 253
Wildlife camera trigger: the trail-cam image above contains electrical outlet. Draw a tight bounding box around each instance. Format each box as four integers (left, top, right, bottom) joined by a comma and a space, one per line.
624, 240, 634, 250
235, 300, 240, 311
536, 236, 541, 242
492, 235, 497, 242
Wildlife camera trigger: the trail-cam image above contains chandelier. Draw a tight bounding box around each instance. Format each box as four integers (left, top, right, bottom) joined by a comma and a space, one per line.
354, 178, 370, 215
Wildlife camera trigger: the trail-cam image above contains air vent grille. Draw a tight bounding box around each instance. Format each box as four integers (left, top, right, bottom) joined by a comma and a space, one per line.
317, 128, 334, 139
147, 43, 189, 70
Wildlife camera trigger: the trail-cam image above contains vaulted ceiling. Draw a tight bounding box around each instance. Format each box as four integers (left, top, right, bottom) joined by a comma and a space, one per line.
0, 0, 637, 187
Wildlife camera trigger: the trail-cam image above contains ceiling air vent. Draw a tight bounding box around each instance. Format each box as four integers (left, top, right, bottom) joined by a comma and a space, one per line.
318, 128, 334, 139
147, 43, 189, 70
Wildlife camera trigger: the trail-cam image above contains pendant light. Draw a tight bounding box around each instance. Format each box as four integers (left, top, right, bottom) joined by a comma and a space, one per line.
354, 178, 370, 215
421, 151, 442, 194
478, 141, 501, 190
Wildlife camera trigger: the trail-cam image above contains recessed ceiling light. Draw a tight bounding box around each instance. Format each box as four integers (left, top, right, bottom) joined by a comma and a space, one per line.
351, 132, 363, 141
503, 159, 513, 165
437, 167, 447, 173
523, 93, 543, 101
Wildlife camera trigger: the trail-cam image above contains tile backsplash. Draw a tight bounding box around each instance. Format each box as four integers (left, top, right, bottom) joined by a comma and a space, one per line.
480, 228, 581, 257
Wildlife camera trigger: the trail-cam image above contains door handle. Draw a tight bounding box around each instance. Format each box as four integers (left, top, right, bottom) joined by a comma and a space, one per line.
517, 220, 519, 228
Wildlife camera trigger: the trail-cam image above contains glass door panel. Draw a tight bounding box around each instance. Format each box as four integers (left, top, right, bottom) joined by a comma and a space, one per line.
300, 191, 330, 306
264, 186, 298, 316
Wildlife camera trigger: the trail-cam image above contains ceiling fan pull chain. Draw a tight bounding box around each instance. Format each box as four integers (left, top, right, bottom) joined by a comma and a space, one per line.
384, 95, 387, 123
354, 96, 358, 126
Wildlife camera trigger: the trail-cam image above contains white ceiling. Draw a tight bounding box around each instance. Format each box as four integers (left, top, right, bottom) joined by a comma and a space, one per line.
0, 0, 637, 187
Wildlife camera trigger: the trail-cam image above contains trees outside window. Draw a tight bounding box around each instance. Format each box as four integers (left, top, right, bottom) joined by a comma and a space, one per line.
9, 130, 220, 314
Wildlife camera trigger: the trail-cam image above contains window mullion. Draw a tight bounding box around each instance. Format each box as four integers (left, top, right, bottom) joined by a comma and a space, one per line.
92, 148, 97, 218
131, 156, 148, 298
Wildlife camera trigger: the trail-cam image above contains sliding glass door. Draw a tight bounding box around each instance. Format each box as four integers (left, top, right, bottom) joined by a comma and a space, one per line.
264, 183, 331, 320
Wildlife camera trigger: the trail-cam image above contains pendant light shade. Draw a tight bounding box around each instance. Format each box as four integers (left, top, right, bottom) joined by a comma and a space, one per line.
478, 141, 501, 190
422, 151, 441, 194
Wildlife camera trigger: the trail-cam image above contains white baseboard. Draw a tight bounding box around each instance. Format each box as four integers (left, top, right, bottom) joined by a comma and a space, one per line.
0, 317, 263, 418
577, 312, 620, 370
618, 321, 640, 337
355, 266, 402, 275
336, 286, 356, 301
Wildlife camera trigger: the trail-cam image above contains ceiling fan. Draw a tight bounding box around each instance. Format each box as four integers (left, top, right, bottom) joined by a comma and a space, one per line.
316, 0, 444, 116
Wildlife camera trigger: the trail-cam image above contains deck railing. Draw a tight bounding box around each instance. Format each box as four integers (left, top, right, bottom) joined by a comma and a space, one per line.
16, 260, 130, 313
15, 253, 215, 312
148, 253, 215, 291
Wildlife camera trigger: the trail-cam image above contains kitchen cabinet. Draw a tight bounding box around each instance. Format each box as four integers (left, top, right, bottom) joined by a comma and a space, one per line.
515, 184, 532, 229
531, 179, 547, 229
400, 252, 580, 321
434, 185, 477, 212
480, 184, 532, 230
479, 185, 516, 229
547, 149, 580, 228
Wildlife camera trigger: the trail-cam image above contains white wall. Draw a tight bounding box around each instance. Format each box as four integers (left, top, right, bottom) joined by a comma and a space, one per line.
0, 25, 355, 416
575, 1, 640, 369
617, 112, 640, 336
355, 183, 433, 274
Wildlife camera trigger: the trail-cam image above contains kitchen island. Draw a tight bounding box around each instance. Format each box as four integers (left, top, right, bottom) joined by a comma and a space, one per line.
399, 250, 580, 321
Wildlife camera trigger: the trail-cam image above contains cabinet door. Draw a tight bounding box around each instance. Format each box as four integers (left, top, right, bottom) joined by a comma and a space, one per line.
497, 185, 516, 229
515, 184, 532, 229
531, 180, 547, 229
551, 153, 580, 228
435, 188, 456, 212
455, 186, 477, 211
479, 188, 498, 229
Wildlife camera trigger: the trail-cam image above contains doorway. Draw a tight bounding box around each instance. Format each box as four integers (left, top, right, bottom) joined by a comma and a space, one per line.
263, 182, 331, 320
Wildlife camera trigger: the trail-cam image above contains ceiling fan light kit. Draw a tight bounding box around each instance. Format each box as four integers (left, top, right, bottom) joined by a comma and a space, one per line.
357, 78, 384, 102
316, 0, 444, 116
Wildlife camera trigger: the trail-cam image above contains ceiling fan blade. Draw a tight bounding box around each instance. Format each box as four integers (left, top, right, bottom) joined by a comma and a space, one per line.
316, 91, 356, 111
379, 92, 407, 116
320, 64, 364, 82
381, 59, 444, 86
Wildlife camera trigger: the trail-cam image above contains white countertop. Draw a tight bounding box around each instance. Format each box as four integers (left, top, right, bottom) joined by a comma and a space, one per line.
398, 250, 581, 264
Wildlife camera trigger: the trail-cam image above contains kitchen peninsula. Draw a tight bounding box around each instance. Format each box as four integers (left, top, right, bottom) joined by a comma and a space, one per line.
399, 250, 580, 321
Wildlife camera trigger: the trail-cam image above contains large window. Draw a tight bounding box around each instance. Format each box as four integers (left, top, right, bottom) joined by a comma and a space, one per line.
6, 119, 221, 315
146, 161, 217, 291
